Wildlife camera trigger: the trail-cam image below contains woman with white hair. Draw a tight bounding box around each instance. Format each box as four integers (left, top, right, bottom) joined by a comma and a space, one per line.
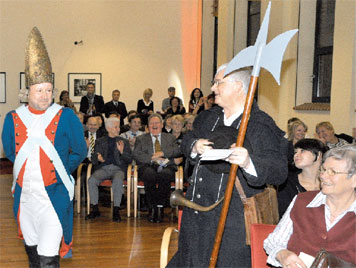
264, 145, 356, 267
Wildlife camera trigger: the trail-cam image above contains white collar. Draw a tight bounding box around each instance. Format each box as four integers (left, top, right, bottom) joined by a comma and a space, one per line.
307, 191, 356, 215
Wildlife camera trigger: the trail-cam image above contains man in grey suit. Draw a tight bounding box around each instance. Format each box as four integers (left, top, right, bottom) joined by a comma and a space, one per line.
86, 117, 132, 222
133, 114, 181, 223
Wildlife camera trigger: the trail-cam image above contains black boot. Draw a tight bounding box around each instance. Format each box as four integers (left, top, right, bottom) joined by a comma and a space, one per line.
156, 207, 164, 223
147, 207, 156, 223
85, 204, 100, 220
39, 255, 59, 268
112, 206, 121, 222
24, 244, 40, 268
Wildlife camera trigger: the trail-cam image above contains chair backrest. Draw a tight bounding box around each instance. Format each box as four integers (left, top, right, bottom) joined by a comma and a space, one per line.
250, 223, 276, 268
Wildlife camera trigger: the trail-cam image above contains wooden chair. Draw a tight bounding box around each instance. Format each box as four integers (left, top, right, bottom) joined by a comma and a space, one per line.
160, 204, 183, 268
250, 223, 276, 268
74, 163, 86, 214
85, 163, 132, 217
132, 165, 184, 218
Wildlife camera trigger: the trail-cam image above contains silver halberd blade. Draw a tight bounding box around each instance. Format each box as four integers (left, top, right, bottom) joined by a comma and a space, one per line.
224, 1, 298, 85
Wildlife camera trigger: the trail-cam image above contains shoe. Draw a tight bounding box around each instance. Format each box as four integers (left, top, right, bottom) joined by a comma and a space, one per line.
113, 206, 121, 222
39, 255, 60, 268
85, 205, 100, 220
156, 207, 164, 223
25, 244, 40, 268
147, 208, 156, 223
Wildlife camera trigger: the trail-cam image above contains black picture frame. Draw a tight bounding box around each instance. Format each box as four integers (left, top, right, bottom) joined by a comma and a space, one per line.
68, 73, 102, 103
0, 72, 6, 103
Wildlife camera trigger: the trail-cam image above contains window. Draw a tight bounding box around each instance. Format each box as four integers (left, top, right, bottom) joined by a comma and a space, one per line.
247, 1, 260, 47
312, 0, 335, 103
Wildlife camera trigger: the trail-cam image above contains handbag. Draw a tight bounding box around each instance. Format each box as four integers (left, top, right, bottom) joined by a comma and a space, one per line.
310, 249, 356, 268
234, 177, 279, 245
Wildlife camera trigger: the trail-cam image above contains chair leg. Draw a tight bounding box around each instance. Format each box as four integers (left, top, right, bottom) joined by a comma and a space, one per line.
86, 164, 92, 215
134, 176, 138, 218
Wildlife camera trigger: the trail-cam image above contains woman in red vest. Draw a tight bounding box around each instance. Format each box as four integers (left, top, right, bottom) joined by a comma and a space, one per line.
264, 145, 356, 267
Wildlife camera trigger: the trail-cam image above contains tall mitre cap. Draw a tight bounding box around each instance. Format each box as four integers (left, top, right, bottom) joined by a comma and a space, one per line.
25, 27, 52, 88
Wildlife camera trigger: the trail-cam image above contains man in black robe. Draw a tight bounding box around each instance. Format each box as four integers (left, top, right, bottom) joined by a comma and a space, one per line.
168, 65, 288, 267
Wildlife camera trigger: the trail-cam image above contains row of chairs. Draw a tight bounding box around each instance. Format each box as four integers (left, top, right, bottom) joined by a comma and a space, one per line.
74, 163, 184, 218
160, 219, 277, 268
74, 164, 285, 268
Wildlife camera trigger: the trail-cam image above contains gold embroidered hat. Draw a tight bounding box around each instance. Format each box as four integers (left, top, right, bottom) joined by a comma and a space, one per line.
25, 27, 52, 87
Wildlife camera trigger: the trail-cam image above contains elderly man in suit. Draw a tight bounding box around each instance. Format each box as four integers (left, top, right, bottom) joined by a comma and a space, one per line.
103, 89, 128, 126
79, 82, 105, 118
86, 117, 132, 222
133, 113, 181, 223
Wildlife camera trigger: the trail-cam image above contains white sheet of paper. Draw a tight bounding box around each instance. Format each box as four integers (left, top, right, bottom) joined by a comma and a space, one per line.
200, 149, 234, 161
299, 252, 315, 268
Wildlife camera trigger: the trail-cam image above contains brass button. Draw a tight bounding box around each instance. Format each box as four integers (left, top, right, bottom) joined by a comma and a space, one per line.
197, 194, 201, 199
51, 131, 55, 134
54, 122, 58, 125
16, 143, 19, 146
16, 133, 19, 136
15, 124, 19, 127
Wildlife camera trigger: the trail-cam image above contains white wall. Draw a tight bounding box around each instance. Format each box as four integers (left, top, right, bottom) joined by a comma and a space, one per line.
0, 0, 215, 157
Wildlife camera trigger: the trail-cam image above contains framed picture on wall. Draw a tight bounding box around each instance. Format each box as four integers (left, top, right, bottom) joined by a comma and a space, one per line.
19, 72, 55, 103
68, 73, 102, 103
0, 72, 6, 103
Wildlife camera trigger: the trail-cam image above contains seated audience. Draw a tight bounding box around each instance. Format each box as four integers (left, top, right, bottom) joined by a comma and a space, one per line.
288, 120, 308, 145
103, 89, 127, 126
133, 114, 180, 223
204, 93, 215, 110
58, 90, 77, 112
183, 114, 196, 133
120, 110, 138, 133
166, 96, 186, 116
95, 114, 107, 136
278, 138, 327, 218
161, 87, 182, 113
316, 121, 355, 149
264, 145, 356, 267
120, 114, 144, 151
85, 116, 106, 163
162, 114, 173, 133
86, 117, 132, 222
287, 120, 308, 168
137, 88, 154, 126
79, 82, 104, 119
171, 115, 185, 166
76, 112, 85, 127
189, 88, 204, 115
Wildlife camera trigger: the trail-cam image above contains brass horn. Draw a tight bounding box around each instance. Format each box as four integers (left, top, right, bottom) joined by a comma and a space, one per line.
170, 189, 224, 212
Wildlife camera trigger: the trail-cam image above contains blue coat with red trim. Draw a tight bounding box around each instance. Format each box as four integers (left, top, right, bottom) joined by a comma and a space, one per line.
1, 105, 87, 258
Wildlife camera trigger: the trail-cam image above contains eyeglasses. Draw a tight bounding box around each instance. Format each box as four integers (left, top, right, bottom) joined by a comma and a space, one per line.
211, 80, 226, 87
319, 166, 349, 176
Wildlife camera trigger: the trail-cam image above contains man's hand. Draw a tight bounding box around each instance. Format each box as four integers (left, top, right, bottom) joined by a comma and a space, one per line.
174, 157, 183, 165
116, 140, 124, 154
151, 151, 164, 161
227, 144, 251, 169
97, 152, 105, 163
128, 137, 136, 148
313, 133, 326, 144
276, 249, 307, 268
192, 139, 213, 155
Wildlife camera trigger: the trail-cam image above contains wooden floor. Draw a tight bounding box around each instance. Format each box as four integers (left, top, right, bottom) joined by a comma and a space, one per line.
0, 174, 179, 267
